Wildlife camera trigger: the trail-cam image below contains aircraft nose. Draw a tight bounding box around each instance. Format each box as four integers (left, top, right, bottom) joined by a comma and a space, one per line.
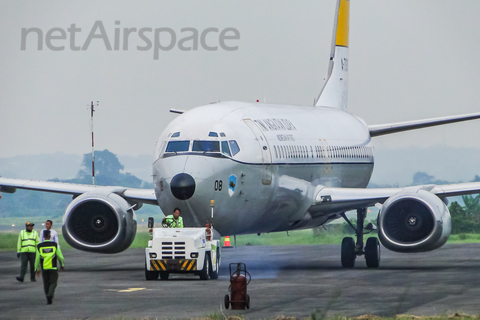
170, 173, 196, 200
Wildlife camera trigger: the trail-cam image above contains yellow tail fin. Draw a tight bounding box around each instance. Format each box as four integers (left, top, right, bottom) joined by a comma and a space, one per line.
316, 0, 350, 111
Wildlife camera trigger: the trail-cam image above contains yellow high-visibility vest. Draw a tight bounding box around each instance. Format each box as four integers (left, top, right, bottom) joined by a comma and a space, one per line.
17, 230, 39, 253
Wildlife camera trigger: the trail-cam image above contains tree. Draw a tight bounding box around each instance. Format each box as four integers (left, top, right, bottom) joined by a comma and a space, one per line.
64, 149, 145, 188
412, 171, 451, 186
449, 200, 480, 234
450, 201, 471, 234
412, 172, 434, 185
461, 194, 480, 219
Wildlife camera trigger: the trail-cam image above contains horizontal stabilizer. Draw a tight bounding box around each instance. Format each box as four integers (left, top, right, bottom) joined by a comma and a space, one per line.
369, 112, 480, 137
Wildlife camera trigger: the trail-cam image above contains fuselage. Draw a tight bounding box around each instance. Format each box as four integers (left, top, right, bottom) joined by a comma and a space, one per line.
152, 101, 374, 235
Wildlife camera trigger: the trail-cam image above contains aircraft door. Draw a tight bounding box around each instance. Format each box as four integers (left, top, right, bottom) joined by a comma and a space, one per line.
320, 139, 332, 175
244, 119, 272, 185
320, 139, 331, 165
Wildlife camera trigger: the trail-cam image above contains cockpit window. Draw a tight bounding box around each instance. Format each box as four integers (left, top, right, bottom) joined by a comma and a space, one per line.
165, 140, 190, 152
221, 141, 231, 157
229, 140, 240, 156
192, 141, 220, 152
171, 132, 180, 138
220, 132, 226, 137
208, 132, 218, 137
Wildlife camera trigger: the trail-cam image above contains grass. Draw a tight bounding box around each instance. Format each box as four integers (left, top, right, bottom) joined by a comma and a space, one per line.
3, 226, 480, 252
447, 233, 480, 243
63, 313, 480, 320
0, 230, 74, 251
221, 229, 355, 246
0, 216, 64, 228
0, 228, 355, 252
0, 213, 156, 229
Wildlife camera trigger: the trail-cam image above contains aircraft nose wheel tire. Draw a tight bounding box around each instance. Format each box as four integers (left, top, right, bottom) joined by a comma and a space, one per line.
341, 237, 356, 268
365, 237, 380, 268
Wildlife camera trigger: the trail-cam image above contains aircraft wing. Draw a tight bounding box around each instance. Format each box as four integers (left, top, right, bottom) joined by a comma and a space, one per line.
0, 177, 158, 206
369, 112, 480, 137
310, 182, 480, 214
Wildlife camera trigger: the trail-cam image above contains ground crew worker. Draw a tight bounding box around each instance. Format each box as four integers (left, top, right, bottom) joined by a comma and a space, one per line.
40, 220, 58, 244
16, 221, 39, 282
162, 208, 184, 228
35, 230, 64, 305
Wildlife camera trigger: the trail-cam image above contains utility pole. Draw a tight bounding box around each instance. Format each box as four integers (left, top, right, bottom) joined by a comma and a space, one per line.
89, 101, 99, 185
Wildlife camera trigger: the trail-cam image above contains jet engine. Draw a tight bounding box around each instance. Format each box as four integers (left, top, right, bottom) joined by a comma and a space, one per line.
62, 191, 137, 253
377, 189, 451, 253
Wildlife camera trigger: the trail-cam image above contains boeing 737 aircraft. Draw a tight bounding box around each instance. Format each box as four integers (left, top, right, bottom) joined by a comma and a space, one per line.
2, 0, 480, 268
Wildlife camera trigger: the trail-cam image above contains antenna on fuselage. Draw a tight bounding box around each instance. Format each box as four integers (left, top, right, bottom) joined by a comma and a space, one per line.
88, 101, 99, 185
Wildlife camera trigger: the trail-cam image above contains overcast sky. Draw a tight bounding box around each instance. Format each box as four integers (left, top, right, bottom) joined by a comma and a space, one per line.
1, 0, 480, 161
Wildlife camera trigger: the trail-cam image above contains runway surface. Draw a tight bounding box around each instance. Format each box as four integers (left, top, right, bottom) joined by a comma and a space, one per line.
2, 243, 480, 319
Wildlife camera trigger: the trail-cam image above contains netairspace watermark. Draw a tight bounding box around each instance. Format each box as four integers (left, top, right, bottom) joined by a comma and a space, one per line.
20, 21, 240, 60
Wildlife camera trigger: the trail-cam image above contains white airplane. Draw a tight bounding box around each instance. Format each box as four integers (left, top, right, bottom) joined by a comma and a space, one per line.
2, 0, 480, 268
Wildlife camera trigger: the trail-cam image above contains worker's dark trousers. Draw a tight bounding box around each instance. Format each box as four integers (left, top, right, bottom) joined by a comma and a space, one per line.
19, 252, 36, 281
42, 269, 58, 298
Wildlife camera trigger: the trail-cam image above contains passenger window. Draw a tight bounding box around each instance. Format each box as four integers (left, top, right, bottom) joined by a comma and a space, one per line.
221, 141, 231, 157
229, 140, 240, 156
165, 140, 190, 152
193, 141, 220, 152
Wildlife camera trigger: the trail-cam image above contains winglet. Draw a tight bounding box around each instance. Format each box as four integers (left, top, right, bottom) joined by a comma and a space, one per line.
315, 0, 350, 111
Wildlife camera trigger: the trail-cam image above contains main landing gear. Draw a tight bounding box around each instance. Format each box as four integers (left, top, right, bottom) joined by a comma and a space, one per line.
340, 208, 380, 268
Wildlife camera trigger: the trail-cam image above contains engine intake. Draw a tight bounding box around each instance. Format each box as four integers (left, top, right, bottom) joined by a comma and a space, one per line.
62, 191, 137, 253
378, 189, 451, 253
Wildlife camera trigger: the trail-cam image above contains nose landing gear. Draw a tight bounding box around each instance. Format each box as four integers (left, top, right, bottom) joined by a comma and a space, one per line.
340, 208, 380, 268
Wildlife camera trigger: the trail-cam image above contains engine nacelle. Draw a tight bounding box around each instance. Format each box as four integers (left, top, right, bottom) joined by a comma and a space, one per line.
378, 189, 451, 253
62, 191, 137, 253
